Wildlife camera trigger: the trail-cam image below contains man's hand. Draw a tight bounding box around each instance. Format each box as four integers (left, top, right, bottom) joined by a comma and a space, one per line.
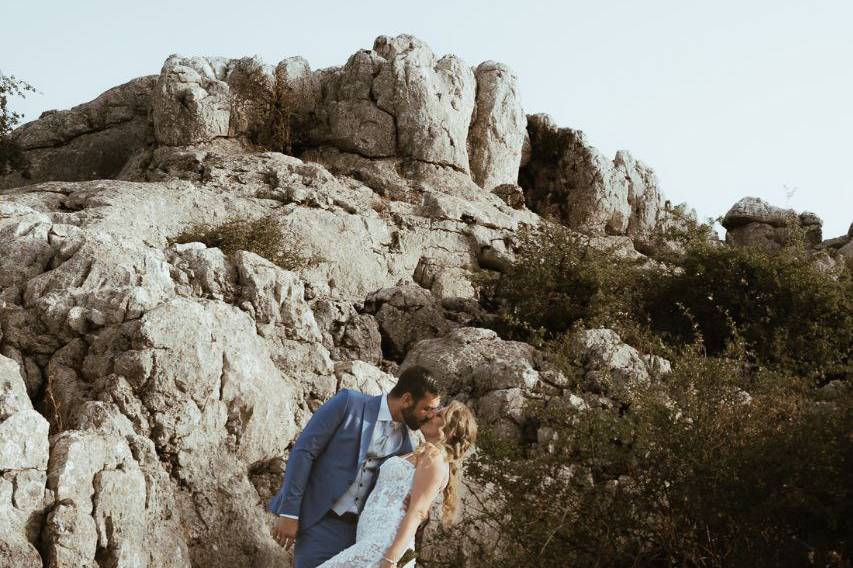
272, 516, 299, 550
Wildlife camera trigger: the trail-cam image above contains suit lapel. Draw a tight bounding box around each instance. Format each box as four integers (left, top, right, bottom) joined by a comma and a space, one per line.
358, 395, 382, 465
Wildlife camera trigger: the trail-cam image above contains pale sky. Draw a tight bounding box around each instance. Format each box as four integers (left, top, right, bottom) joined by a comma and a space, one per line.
3, 0, 851, 238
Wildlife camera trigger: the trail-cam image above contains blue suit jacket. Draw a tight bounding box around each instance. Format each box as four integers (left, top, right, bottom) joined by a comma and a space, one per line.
268, 389, 414, 531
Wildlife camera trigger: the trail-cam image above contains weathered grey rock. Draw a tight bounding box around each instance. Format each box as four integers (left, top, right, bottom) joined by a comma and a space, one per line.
838, 239, 853, 271
476, 387, 526, 438
0, 356, 31, 419
722, 197, 823, 250
43, 430, 152, 568
372, 35, 476, 170
0, 355, 49, 470
0, 77, 156, 190
0, 355, 51, 568
399, 327, 540, 395
723, 197, 801, 228
574, 329, 670, 395
363, 282, 460, 362
312, 298, 383, 364
0, 411, 49, 470
152, 55, 232, 146
334, 360, 397, 395
225, 56, 277, 147
519, 114, 667, 236
0, 528, 42, 568
468, 62, 526, 189
301, 49, 396, 158
235, 250, 322, 343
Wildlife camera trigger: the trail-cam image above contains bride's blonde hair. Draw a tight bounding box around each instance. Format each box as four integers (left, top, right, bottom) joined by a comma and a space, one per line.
414, 400, 478, 528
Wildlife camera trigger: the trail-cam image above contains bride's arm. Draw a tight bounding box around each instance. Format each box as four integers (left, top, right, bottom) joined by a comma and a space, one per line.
382, 448, 447, 566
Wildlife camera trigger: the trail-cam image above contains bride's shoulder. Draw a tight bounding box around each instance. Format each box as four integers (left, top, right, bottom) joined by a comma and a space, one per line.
415, 443, 449, 470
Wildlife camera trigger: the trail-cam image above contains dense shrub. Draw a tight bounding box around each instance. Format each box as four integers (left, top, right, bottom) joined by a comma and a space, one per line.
478, 217, 852, 380
644, 239, 853, 380
454, 218, 853, 566
432, 346, 852, 568
475, 219, 649, 347
170, 214, 324, 272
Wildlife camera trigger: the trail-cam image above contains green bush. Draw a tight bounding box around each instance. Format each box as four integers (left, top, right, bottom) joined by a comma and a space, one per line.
0, 73, 36, 176
170, 214, 324, 272
643, 239, 853, 380
454, 217, 852, 566
435, 346, 852, 568
479, 217, 852, 380
476, 219, 648, 347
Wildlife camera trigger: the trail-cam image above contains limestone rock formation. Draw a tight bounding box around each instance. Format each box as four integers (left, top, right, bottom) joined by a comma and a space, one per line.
152, 55, 234, 146
468, 61, 526, 189
145, 35, 526, 188
519, 113, 671, 237
0, 137, 536, 566
0, 33, 702, 567
572, 328, 671, 395
0, 356, 50, 568
722, 196, 823, 250
0, 76, 156, 190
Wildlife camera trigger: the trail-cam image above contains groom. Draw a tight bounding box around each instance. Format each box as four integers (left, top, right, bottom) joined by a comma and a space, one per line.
268, 365, 443, 568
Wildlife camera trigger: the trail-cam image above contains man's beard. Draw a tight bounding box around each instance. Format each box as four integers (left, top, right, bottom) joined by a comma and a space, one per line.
401, 405, 426, 430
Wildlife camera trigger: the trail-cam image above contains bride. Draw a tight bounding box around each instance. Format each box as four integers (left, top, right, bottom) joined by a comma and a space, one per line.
317, 400, 478, 568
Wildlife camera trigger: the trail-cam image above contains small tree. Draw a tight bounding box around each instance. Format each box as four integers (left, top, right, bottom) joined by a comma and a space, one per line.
0, 72, 37, 175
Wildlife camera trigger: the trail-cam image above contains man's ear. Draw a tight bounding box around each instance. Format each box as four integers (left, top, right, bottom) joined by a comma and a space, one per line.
400, 392, 413, 407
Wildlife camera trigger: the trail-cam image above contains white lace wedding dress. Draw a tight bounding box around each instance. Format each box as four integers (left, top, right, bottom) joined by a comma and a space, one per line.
317, 455, 421, 568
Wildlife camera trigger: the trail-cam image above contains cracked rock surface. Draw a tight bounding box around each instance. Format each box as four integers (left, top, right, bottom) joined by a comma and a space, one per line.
0, 33, 708, 567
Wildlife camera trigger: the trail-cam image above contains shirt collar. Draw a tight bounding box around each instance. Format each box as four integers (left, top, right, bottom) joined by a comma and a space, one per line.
379, 393, 394, 423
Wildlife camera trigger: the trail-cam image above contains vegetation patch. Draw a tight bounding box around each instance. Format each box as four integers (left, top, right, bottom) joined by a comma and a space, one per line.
170, 214, 325, 272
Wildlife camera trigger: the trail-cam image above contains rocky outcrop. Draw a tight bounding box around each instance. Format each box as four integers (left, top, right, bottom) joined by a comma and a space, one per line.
145, 35, 526, 188
0, 33, 714, 567
721, 197, 853, 273
571, 328, 671, 396
0, 356, 50, 568
0, 133, 538, 565
467, 61, 526, 189
152, 55, 234, 146
0, 76, 156, 190
519, 113, 671, 237
722, 196, 823, 250
362, 282, 492, 363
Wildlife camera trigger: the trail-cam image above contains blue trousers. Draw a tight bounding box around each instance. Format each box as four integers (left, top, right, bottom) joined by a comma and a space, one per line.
294, 513, 357, 568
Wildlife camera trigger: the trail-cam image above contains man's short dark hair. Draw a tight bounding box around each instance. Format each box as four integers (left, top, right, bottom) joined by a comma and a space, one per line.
390, 365, 443, 401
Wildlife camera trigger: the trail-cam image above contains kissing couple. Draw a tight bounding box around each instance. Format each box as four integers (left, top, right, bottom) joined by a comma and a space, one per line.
268, 365, 478, 568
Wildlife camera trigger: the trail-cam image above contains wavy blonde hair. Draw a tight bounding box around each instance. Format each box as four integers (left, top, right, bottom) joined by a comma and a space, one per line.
414, 400, 478, 528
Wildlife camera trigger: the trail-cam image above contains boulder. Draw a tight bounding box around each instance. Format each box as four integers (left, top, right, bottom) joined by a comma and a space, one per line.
152, 55, 232, 146
722, 197, 823, 250
334, 360, 397, 395
573, 329, 670, 395
372, 35, 476, 170
399, 327, 540, 395
363, 282, 460, 362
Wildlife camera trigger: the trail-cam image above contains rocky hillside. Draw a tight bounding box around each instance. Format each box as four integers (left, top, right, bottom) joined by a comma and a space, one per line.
1, 35, 849, 568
